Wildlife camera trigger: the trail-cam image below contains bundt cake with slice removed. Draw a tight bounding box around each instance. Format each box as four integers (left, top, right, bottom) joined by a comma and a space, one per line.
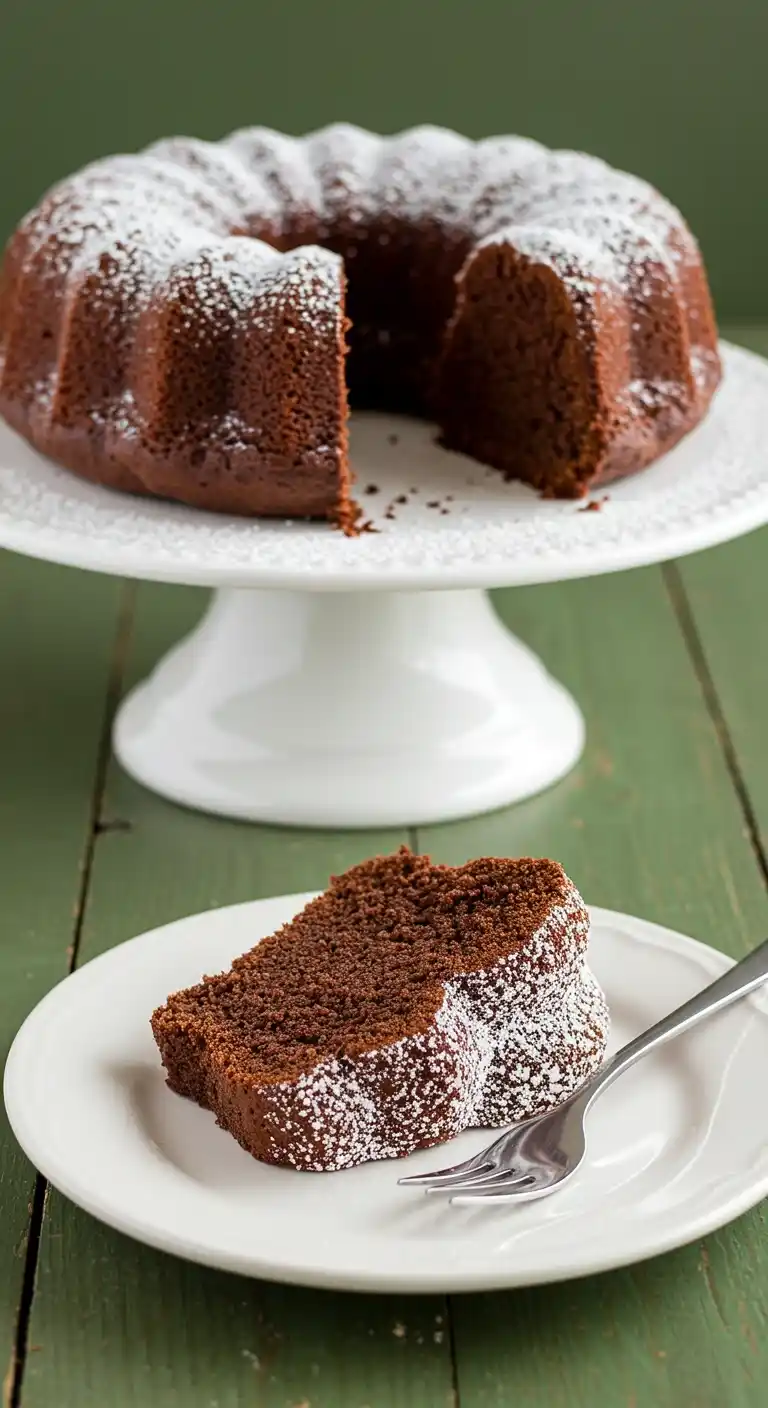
0, 125, 721, 527
151, 848, 609, 1172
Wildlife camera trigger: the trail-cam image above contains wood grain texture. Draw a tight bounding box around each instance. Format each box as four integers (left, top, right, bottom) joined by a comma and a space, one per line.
422, 567, 767, 947
21, 581, 455, 1408
0, 554, 121, 1402
420, 567, 768, 1408
674, 326, 768, 862
10, 324, 768, 1406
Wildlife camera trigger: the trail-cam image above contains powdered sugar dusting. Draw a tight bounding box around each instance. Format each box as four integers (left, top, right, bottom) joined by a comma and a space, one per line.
4, 123, 703, 352
621, 376, 689, 416
235, 877, 608, 1171
14, 161, 340, 333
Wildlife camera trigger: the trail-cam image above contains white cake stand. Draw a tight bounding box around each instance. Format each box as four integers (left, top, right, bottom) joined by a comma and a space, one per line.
2, 341, 768, 829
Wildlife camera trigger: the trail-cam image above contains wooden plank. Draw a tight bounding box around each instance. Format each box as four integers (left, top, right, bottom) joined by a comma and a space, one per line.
22, 582, 454, 1408
17, 319, 768, 1405
422, 567, 767, 942
675, 324, 768, 856
417, 566, 768, 1407
0, 554, 122, 1402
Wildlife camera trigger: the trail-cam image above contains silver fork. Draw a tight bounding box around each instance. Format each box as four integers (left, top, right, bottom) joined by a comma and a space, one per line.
398, 936, 768, 1205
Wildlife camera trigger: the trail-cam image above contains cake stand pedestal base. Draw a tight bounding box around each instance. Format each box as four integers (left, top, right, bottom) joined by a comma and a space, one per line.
113, 586, 584, 828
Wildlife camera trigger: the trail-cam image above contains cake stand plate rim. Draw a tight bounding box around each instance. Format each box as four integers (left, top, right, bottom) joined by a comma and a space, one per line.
0, 340, 765, 592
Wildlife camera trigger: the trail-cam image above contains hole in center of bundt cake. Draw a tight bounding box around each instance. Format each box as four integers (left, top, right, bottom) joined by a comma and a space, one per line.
315, 222, 469, 417
159, 848, 573, 1084
276, 219, 601, 500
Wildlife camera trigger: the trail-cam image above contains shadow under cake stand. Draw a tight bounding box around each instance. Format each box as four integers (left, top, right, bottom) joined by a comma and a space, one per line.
1, 341, 767, 829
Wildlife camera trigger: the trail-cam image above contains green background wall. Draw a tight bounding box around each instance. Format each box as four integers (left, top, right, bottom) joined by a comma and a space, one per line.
1, 0, 766, 318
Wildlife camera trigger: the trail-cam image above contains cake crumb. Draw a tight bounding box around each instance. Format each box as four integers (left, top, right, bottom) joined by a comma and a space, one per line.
334, 498, 366, 536
392, 1322, 407, 1339
434, 1330, 444, 1344
395, 494, 408, 505
387, 433, 399, 445
364, 483, 379, 495
241, 1350, 260, 1369
427, 500, 440, 509
579, 495, 609, 513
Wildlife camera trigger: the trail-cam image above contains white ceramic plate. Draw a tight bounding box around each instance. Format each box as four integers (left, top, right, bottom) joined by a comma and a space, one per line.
5, 896, 768, 1293
1, 343, 768, 591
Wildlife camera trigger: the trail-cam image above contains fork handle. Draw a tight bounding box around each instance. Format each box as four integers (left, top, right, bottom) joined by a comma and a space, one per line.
585, 935, 768, 1107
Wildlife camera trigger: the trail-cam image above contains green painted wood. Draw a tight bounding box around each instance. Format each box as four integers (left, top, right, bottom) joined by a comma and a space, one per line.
21, 581, 454, 1408
12, 324, 768, 1404
23, 562, 768, 1408
677, 525, 768, 850
675, 326, 768, 873
1, 0, 766, 318
27, 1211, 453, 1408
416, 565, 768, 1407
0, 554, 122, 1400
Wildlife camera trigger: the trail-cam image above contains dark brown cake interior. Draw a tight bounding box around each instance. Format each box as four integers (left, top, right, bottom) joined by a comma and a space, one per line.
286, 215, 597, 497
152, 848, 569, 1086
317, 217, 472, 416
254, 204, 600, 500
436, 245, 602, 497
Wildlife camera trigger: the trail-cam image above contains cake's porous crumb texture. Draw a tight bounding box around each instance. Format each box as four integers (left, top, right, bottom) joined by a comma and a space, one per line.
151, 848, 609, 1170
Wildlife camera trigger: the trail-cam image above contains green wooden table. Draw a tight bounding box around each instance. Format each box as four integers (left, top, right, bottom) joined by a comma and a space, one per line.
2, 327, 768, 1408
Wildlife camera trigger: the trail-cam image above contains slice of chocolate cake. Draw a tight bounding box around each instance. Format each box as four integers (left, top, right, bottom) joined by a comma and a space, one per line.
151, 849, 608, 1171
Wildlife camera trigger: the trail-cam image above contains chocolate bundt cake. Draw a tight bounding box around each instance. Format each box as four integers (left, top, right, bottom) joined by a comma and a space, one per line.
151, 849, 609, 1172
0, 125, 720, 526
